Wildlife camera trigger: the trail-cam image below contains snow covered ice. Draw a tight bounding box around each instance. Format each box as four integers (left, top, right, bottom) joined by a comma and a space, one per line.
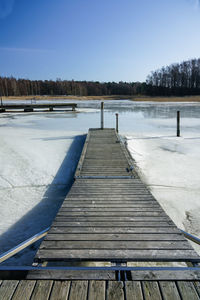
0, 100, 200, 264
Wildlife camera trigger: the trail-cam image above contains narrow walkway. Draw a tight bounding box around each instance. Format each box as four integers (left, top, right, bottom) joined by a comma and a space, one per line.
1, 128, 200, 299
35, 128, 200, 264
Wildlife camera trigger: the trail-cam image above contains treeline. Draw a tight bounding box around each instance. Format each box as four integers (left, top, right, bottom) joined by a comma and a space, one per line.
146, 58, 200, 96
1, 58, 200, 97
0, 76, 147, 97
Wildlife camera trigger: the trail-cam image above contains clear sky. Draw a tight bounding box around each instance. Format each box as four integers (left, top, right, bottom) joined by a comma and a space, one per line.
0, 0, 200, 82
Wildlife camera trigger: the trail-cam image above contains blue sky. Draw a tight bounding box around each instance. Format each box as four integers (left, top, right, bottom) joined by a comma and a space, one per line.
0, 0, 200, 82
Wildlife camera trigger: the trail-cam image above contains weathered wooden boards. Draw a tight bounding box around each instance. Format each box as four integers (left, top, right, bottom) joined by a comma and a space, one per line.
75, 128, 136, 178
35, 128, 200, 264
0, 279, 200, 300
36, 176, 198, 263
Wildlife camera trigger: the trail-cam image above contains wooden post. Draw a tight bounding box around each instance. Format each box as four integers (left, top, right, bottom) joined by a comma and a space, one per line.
101, 102, 104, 129
177, 111, 180, 137
116, 113, 119, 133
0, 97, 4, 113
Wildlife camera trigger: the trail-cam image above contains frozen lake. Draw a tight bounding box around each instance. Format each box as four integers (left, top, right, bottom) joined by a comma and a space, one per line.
1, 99, 200, 264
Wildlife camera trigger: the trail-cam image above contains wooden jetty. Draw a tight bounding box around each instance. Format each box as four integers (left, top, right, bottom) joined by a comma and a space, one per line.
1, 128, 200, 299
0, 103, 77, 112
35, 128, 200, 264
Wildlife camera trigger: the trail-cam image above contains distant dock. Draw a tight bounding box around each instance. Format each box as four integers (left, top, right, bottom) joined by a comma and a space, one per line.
0, 103, 77, 113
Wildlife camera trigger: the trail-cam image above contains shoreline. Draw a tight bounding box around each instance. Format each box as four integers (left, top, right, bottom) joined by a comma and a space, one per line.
2, 95, 200, 102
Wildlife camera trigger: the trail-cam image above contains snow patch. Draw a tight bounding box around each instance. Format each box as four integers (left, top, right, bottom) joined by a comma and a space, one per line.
127, 134, 200, 254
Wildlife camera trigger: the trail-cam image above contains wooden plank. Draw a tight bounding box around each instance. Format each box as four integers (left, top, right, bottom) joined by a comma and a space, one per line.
63, 196, 156, 200
54, 217, 171, 223
12, 280, 36, 300
131, 270, 200, 280
70, 185, 148, 188
60, 205, 160, 209
35, 249, 200, 262
58, 207, 162, 212
107, 281, 124, 300
68, 186, 150, 190
30, 280, 53, 300
68, 191, 151, 194
56, 212, 167, 217
67, 192, 153, 195
67, 191, 153, 195
194, 281, 200, 297
48, 227, 181, 234
61, 198, 159, 203
74, 131, 90, 178
62, 200, 157, 204
40, 240, 191, 250
62, 197, 155, 200
49, 281, 70, 300
88, 281, 105, 300
125, 281, 143, 300
73, 183, 145, 186
50, 221, 175, 227
45, 233, 184, 241
142, 281, 162, 300
74, 179, 142, 183
82, 162, 129, 165
73, 185, 145, 188
0, 280, 19, 300
159, 281, 181, 300
68, 192, 151, 195
176, 281, 199, 300
68, 281, 88, 300
61, 196, 157, 200
26, 270, 115, 280
69, 191, 149, 194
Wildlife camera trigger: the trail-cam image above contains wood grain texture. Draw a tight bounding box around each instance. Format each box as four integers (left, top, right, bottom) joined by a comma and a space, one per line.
12, 280, 36, 300
142, 281, 162, 300
45, 233, 184, 241
68, 281, 88, 300
131, 270, 200, 280
88, 281, 105, 300
159, 281, 181, 300
177, 281, 199, 300
125, 281, 143, 300
30, 280, 53, 300
26, 270, 115, 280
0, 280, 199, 299
36, 249, 200, 262
48, 227, 180, 234
0, 280, 19, 300
40, 240, 191, 250
107, 281, 124, 300
194, 281, 200, 297
49, 281, 70, 300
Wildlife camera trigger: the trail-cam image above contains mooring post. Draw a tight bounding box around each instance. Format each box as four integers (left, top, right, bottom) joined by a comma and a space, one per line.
101, 102, 104, 129
116, 113, 119, 133
0, 97, 5, 112
177, 111, 180, 137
